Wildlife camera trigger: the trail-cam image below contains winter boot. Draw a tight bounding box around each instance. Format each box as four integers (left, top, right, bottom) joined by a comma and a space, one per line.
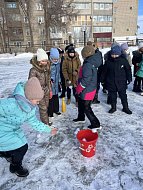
10, 163, 29, 177
122, 103, 132, 114
108, 104, 116, 113
66, 99, 71, 105
73, 118, 85, 123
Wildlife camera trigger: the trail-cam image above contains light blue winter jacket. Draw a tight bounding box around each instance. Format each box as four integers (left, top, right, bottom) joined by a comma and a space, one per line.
50, 62, 61, 95
0, 82, 51, 151
136, 59, 143, 78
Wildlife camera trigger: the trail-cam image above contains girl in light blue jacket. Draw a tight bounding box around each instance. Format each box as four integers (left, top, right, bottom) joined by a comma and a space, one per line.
0, 77, 57, 177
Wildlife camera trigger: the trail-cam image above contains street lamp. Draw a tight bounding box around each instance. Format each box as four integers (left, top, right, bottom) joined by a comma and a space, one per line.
82, 26, 87, 46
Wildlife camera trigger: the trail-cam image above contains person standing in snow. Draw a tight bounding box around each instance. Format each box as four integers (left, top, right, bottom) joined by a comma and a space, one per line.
135, 54, 143, 96
73, 45, 102, 131
132, 43, 143, 92
121, 42, 132, 66
58, 48, 66, 98
48, 48, 61, 117
62, 47, 81, 105
28, 48, 52, 125
0, 77, 57, 177
101, 45, 132, 114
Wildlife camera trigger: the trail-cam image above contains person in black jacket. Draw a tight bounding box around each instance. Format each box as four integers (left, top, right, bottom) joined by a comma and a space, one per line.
101, 45, 132, 114
132, 43, 143, 92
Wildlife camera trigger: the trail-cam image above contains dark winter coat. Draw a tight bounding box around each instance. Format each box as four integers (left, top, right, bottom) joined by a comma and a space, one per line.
28, 56, 51, 124
78, 51, 102, 100
132, 50, 143, 77
62, 53, 81, 87
101, 56, 132, 91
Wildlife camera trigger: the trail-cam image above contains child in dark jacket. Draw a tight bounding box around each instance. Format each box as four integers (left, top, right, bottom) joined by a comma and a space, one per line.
73, 45, 102, 132
101, 45, 132, 114
0, 77, 57, 177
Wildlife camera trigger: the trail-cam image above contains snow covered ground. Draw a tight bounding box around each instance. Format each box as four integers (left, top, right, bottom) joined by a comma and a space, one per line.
0, 47, 143, 190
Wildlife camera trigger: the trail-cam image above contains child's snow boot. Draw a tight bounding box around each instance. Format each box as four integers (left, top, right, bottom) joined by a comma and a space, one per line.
108, 104, 116, 113
10, 163, 29, 177
122, 103, 132, 114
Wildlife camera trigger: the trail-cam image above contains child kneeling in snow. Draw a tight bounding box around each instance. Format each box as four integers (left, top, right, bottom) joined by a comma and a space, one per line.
0, 77, 57, 177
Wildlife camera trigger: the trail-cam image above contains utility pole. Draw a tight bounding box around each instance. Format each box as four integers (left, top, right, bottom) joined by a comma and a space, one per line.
91, 0, 93, 40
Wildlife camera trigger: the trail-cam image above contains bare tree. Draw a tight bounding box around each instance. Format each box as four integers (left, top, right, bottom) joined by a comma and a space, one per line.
42, 0, 76, 46
0, 1, 7, 53
18, 0, 34, 49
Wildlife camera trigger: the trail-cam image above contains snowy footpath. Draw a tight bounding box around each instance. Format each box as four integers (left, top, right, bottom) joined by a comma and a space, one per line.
0, 50, 143, 190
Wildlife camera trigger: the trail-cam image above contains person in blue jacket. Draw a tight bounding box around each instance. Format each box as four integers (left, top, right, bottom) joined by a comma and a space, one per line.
0, 77, 57, 177
48, 47, 61, 117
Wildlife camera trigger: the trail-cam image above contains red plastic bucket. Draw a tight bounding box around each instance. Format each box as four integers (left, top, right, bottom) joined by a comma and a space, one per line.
76, 129, 98, 158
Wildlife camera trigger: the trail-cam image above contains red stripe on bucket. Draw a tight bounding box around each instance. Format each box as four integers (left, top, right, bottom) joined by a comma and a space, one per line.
76, 129, 98, 158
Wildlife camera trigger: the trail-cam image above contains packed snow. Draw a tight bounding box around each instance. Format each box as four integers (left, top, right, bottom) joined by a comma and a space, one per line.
0, 47, 143, 190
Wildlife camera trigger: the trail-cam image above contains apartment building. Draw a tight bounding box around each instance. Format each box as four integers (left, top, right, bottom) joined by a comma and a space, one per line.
71, 0, 138, 46
0, 0, 138, 52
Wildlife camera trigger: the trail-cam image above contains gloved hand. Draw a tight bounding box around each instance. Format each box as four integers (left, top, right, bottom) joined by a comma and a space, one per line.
73, 70, 78, 76
49, 91, 53, 99
76, 83, 84, 94
66, 79, 72, 87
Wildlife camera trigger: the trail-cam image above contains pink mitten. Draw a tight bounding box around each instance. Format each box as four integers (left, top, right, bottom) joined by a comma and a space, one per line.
76, 84, 84, 94
49, 91, 53, 99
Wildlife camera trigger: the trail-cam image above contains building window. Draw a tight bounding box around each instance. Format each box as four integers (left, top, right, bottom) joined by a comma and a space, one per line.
14, 42, 22, 47
12, 29, 23, 35
6, 3, 17, 9
11, 14, 21, 21
27, 41, 31, 47
24, 17, 29, 23
93, 16, 112, 23
37, 16, 44, 24
74, 3, 91, 9
36, 3, 43, 10
94, 3, 112, 10
26, 29, 30, 36
93, 27, 112, 33
39, 28, 45, 35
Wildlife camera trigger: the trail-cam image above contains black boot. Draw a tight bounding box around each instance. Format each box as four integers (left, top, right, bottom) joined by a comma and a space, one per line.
10, 163, 29, 177
122, 103, 132, 114
109, 104, 116, 113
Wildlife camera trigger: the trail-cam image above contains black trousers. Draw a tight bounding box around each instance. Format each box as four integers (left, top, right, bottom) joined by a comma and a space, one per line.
77, 97, 100, 128
108, 88, 127, 105
60, 77, 66, 96
0, 144, 28, 165
67, 86, 78, 102
133, 76, 143, 90
48, 94, 59, 117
